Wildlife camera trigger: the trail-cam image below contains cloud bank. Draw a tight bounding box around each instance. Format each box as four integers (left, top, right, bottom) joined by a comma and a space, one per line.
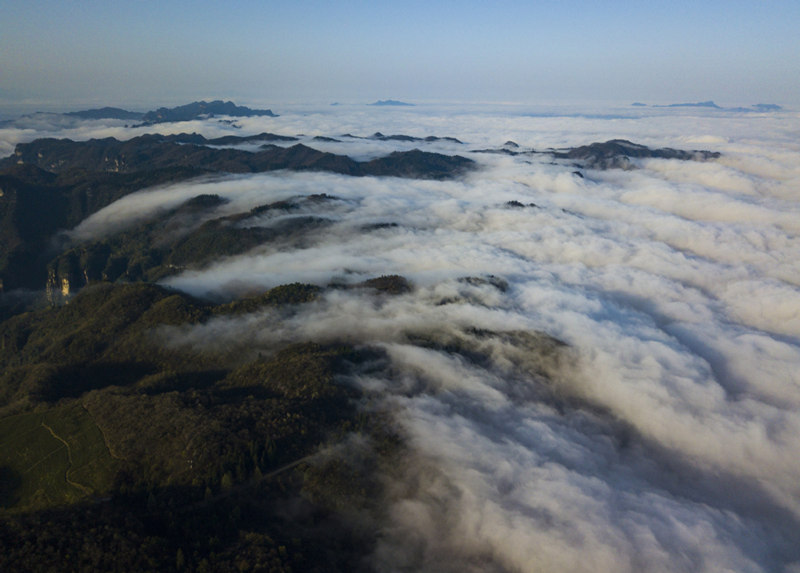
6, 104, 800, 571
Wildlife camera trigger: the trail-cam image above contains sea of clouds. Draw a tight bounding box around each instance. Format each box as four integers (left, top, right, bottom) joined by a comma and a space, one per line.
4, 103, 800, 572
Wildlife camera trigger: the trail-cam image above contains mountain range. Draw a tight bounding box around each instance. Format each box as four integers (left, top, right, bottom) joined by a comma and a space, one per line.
636, 100, 783, 112
0, 134, 474, 294
0, 100, 278, 127
139, 100, 277, 124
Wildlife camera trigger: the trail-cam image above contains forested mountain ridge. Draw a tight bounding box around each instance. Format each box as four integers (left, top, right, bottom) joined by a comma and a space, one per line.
3, 134, 475, 178
140, 100, 278, 124
0, 280, 402, 571
0, 135, 475, 294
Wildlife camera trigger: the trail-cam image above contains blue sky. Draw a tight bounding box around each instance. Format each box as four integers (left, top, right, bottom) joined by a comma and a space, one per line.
2, 0, 799, 112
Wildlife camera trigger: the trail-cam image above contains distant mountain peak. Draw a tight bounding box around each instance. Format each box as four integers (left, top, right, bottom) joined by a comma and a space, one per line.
65, 107, 143, 120
369, 100, 415, 107
666, 100, 721, 109
646, 101, 783, 113
139, 100, 277, 124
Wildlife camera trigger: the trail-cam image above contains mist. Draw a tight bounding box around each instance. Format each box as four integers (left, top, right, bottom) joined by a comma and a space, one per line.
4, 103, 800, 571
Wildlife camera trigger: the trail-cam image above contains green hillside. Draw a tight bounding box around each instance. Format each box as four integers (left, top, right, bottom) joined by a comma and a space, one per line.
0, 403, 118, 510
0, 280, 400, 571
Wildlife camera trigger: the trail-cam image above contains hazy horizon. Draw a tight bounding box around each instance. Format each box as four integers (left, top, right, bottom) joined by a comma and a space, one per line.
3, 1, 800, 115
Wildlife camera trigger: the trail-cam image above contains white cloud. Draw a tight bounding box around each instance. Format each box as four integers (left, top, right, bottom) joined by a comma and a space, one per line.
6, 104, 800, 571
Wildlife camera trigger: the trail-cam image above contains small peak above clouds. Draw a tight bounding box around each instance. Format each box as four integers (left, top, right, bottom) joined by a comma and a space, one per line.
369, 99, 415, 107
635, 101, 784, 112
138, 100, 277, 125
64, 107, 144, 120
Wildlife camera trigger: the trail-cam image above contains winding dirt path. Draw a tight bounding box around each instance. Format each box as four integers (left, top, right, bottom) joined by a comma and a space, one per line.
41, 422, 93, 495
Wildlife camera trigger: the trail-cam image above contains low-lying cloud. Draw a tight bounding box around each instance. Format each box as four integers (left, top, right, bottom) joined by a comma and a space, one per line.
6, 104, 800, 571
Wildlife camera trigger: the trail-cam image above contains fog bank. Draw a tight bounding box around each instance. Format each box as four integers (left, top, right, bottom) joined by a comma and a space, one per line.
8, 104, 800, 571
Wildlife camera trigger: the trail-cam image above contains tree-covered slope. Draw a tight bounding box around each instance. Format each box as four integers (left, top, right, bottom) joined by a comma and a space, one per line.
0, 281, 400, 571
0, 134, 474, 294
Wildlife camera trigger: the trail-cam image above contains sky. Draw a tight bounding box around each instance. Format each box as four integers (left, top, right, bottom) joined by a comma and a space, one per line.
2, 0, 800, 113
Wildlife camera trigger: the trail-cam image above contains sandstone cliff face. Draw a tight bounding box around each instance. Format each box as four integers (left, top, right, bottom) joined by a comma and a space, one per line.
45, 240, 145, 303
46, 250, 97, 303
46, 266, 80, 304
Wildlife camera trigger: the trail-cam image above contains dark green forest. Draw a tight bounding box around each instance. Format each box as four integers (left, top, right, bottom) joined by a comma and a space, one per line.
0, 133, 471, 571
0, 279, 407, 572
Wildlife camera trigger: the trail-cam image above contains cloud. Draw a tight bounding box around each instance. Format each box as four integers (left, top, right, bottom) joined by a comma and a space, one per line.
68, 172, 304, 242
162, 277, 800, 571
6, 104, 800, 571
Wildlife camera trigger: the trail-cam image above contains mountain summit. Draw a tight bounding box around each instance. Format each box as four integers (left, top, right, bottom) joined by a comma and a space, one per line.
140, 100, 277, 124
369, 100, 415, 107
